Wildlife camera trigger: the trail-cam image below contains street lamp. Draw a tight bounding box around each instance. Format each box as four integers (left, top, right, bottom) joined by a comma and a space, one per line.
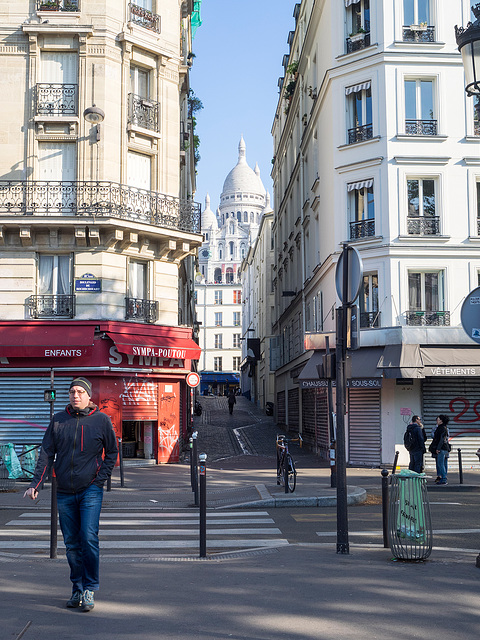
455, 4, 480, 96
83, 104, 105, 142
456, 4, 480, 569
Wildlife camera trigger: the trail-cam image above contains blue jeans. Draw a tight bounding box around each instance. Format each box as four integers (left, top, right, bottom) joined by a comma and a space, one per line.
409, 451, 424, 473
435, 450, 448, 483
57, 484, 104, 592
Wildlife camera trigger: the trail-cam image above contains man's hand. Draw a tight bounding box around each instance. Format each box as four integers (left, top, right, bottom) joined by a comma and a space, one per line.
23, 488, 38, 500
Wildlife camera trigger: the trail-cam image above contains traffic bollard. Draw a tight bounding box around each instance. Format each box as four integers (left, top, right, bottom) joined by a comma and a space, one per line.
457, 448, 463, 485
392, 450, 399, 474
118, 437, 124, 488
381, 469, 389, 549
106, 474, 112, 492
192, 431, 199, 506
50, 473, 57, 559
199, 453, 207, 558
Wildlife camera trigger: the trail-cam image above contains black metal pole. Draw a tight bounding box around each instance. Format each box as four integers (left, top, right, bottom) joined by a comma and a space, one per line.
49, 370, 57, 559
192, 431, 199, 507
336, 243, 350, 554
381, 469, 390, 549
458, 448, 463, 485
118, 437, 124, 488
392, 450, 399, 475
199, 453, 207, 558
284, 452, 289, 494
325, 336, 336, 489
106, 474, 112, 492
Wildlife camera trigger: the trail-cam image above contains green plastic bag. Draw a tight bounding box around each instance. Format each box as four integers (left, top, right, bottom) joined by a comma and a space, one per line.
0, 443, 23, 479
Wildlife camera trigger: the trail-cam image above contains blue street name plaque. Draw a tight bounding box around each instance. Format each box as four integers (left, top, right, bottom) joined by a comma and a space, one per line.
75, 279, 101, 292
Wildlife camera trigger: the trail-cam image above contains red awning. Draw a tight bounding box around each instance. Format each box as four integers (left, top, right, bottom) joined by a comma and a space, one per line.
0, 325, 95, 358
107, 332, 201, 360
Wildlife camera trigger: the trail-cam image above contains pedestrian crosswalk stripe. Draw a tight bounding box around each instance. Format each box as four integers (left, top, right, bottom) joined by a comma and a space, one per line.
8, 518, 275, 526
0, 540, 289, 549
5, 527, 282, 536
18, 511, 272, 518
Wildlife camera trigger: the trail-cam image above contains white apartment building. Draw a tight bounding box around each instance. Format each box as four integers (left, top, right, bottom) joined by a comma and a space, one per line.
0, 1, 202, 463
240, 203, 275, 409
271, 0, 480, 467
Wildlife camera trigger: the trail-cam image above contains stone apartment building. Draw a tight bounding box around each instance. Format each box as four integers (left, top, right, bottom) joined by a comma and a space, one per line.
271, 0, 480, 468
0, 1, 202, 463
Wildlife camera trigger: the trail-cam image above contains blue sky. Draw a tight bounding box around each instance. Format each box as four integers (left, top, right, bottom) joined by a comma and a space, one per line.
190, 1, 295, 210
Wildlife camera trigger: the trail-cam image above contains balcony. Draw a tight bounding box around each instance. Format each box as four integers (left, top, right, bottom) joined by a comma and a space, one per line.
128, 93, 160, 132
0, 181, 201, 233
402, 25, 435, 42
349, 219, 375, 241
36, 0, 79, 10
405, 310, 450, 326
405, 119, 437, 135
360, 311, 381, 328
407, 216, 440, 235
36, 84, 78, 116
27, 295, 75, 319
125, 298, 158, 324
348, 123, 373, 145
129, 2, 161, 33
346, 31, 371, 54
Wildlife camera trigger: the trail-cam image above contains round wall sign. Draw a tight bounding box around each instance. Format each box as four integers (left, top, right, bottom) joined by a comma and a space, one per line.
186, 372, 200, 387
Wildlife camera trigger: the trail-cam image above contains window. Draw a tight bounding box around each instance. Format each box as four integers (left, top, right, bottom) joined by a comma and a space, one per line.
226, 267, 234, 283
233, 334, 241, 348
214, 290, 223, 305
407, 271, 449, 325
214, 357, 223, 372
476, 183, 480, 235
474, 96, 480, 136
347, 180, 375, 239
127, 151, 151, 191
38, 51, 78, 116
359, 273, 379, 327
403, 0, 434, 41
346, 0, 371, 54
128, 260, 147, 299
233, 356, 240, 371
214, 268, 222, 283
407, 178, 439, 235
37, 142, 77, 211
214, 334, 223, 349
346, 83, 372, 144
32, 254, 73, 318
404, 79, 436, 135
233, 312, 241, 326
229, 223, 235, 235
214, 312, 223, 327
130, 65, 150, 99
126, 260, 157, 323
233, 290, 242, 304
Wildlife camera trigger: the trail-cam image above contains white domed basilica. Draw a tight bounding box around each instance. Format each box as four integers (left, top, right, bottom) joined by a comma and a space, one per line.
195, 138, 269, 395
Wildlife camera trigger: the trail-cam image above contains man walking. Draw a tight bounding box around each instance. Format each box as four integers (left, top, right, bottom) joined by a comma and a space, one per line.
404, 415, 426, 473
227, 389, 236, 415
24, 377, 118, 612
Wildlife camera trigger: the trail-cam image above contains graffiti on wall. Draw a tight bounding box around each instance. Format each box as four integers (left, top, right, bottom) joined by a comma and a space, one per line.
120, 379, 158, 407
158, 391, 178, 460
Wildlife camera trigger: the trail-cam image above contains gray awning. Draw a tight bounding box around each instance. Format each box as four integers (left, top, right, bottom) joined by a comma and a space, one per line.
421, 347, 480, 367
377, 344, 423, 379
297, 351, 323, 381
298, 347, 384, 381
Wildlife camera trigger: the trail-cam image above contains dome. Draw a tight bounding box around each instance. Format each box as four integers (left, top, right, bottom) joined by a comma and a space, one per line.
201, 193, 218, 230
221, 137, 265, 198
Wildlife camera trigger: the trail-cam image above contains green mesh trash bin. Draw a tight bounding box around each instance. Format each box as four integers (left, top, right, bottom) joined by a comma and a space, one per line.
388, 470, 433, 561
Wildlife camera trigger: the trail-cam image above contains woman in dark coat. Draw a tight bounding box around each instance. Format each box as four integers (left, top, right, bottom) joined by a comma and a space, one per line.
430, 414, 450, 485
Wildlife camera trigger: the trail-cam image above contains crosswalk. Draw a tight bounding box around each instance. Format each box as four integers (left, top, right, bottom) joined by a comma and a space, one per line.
0, 510, 288, 556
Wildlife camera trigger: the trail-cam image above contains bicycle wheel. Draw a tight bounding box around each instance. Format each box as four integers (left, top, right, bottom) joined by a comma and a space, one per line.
286, 454, 296, 492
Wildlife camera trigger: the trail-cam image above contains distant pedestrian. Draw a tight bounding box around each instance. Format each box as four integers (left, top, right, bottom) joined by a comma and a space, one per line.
404, 415, 426, 473
227, 389, 236, 415
429, 414, 451, 485
24, 377, 118, 611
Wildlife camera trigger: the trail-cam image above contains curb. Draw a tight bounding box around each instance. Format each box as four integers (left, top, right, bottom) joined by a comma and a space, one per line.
216, 486, 367, 509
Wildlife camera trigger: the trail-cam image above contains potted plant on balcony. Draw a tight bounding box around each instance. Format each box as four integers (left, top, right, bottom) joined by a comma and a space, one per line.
349, 27, 367, 42
39, 0, 59, 10
410, 21, 428, 31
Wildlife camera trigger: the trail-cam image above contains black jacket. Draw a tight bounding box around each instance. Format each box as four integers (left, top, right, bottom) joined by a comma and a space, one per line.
30, 403, 118, 494
430, 423, 450, 453
406, 423, 426, 453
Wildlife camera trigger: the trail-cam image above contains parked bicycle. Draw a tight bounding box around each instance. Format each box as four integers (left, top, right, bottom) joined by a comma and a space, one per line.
276, 434, 302, 493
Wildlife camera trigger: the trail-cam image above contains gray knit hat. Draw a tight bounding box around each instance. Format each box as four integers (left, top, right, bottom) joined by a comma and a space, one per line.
69, 377, 93, 397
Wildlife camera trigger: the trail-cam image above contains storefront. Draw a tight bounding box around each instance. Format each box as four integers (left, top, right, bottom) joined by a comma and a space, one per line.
0, 321, 201, 464
199, 371, 240, 396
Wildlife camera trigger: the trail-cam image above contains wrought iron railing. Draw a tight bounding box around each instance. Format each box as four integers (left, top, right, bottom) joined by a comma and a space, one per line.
349, 219, 375, 240
360, 311, 381, 328
407, 216, 440, 235
27, 295, 75, 319
128, 93, 160, 132
405, 119, 437, 135
36, 0, 79, 10
129, 2, 161, 32
402, 25, 435, 42
125, 298, 158, 324
36, 84, 78, 116
405, 310, 450, 326
0, 181, 201, 233
348, 123, 373, 144
346, 31, 371, 54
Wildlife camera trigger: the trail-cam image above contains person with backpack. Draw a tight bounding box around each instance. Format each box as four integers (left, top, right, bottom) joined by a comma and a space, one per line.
429, 414, 451, 485
404, 415, 426, 473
